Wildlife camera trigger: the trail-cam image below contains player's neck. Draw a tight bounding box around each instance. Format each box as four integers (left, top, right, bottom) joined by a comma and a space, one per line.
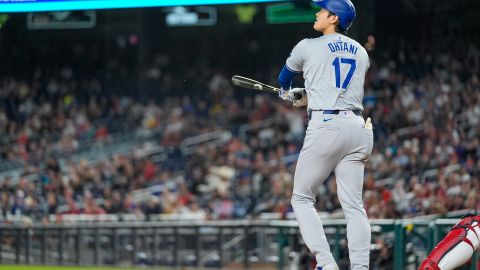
322, 26, 337, 35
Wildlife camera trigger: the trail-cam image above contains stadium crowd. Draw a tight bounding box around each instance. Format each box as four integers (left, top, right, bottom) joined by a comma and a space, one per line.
0, 35, 479, 226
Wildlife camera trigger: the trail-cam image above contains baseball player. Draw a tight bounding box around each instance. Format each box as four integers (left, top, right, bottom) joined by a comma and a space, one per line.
419, 214, 480, 270
277, 0, 373, 269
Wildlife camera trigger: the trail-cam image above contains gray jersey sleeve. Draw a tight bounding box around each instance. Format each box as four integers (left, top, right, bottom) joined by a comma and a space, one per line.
286, 39, 309, 72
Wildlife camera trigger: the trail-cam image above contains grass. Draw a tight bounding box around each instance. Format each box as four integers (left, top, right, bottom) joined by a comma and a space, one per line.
0, 266, 173, 270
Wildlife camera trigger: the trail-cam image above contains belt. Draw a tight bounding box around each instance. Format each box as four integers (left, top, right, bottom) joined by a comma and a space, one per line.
308, 109, 362, 120
322, 110, 362, 116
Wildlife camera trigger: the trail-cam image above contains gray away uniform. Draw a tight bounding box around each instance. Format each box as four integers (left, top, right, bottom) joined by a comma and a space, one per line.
286, 33, 374, 270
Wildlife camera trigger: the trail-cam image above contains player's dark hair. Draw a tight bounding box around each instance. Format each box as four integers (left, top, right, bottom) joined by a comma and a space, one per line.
328, 11, 348, 35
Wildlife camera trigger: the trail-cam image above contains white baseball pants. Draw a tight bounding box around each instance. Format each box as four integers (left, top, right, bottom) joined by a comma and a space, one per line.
291, 110, 374, 270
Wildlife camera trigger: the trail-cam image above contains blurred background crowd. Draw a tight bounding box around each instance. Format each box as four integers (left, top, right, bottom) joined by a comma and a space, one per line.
0, 37, 480, 225
0, 1, 479, 228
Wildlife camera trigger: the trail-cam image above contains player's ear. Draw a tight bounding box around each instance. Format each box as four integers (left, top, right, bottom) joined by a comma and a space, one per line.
330, 15, 339, 25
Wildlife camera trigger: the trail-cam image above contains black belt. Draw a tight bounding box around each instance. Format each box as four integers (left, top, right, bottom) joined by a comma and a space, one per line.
308, 109, 362, 120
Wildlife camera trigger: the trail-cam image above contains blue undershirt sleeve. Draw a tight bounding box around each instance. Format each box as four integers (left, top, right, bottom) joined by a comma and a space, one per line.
278, 64, 300, 90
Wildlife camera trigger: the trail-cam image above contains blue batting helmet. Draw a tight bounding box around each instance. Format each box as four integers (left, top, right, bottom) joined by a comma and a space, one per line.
313, 0, 356, 31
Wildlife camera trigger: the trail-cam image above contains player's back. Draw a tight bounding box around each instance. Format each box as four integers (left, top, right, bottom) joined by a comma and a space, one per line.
300, 33, 369, 111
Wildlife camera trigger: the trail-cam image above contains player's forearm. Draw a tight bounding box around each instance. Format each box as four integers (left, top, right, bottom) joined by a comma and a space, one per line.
278, 64, 299, 90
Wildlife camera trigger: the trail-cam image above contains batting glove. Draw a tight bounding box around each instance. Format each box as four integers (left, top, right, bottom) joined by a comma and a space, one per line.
365, 117, 373, 129
291, 88, 308, 107
278, 88, 293, 101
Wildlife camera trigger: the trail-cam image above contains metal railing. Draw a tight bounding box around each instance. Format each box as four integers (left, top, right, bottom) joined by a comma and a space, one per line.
1, 219, 477, 269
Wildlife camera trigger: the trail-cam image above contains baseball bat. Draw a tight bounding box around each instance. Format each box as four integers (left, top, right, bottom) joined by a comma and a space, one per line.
231, 75, 303, 100
231, 75, 280, 93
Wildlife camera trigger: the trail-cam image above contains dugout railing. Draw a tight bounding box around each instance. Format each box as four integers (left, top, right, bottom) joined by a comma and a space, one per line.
0, 219, 477, 270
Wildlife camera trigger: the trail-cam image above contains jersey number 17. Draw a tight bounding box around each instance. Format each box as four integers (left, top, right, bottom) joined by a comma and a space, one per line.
332, 57, 356, 90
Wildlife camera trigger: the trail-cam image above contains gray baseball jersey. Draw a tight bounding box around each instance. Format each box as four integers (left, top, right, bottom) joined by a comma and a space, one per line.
286, 33, 369, 111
